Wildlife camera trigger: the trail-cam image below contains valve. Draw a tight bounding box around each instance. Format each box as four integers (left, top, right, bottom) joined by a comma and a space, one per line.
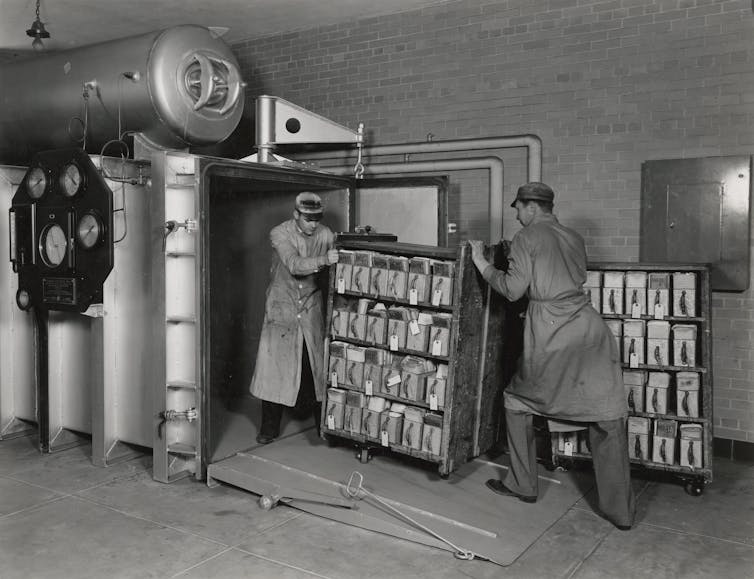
163, 219, 197, 251
157, 407, 198, 439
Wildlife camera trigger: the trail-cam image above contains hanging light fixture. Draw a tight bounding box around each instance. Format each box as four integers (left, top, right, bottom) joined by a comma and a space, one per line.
26, 0, 50, 52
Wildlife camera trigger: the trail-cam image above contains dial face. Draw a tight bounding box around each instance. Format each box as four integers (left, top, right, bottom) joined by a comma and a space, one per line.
59, 162, 85, 197
16, 288, 32, 311
40, 224, 68, 268
26, 167, 49, 199
76, 212, 103, 249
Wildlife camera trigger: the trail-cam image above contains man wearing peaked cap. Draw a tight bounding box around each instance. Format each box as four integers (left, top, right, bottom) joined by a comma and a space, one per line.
295, 191, 325, 216
250, 192, 339, 444
468, 181, 635, 531
509, 182, 555, 207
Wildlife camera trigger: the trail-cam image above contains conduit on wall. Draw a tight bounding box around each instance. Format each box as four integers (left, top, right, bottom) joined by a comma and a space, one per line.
293, 134, 541, 240
295, 134, 541, 179
325, 157, 505, 241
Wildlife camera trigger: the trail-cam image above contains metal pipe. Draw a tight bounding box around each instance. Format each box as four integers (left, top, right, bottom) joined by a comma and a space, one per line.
326, 157, 505, 241
295, 134, 541, 182
255, 96, 275, 163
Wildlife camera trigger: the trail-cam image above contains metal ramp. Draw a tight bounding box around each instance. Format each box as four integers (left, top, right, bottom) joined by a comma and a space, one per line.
206, 432, 593, 566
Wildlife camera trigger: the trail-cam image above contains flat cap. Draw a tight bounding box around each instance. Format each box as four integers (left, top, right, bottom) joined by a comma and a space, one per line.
511, 182, 555, 207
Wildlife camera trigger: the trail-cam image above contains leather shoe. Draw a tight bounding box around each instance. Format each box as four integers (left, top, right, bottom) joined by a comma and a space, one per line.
615, 524, 632, 531
485, 479, 537, 503
256, 433, 276, 445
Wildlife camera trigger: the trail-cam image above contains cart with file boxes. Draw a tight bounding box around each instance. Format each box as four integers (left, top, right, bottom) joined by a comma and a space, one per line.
322, 239, 511, 477
551, 263, 713, 495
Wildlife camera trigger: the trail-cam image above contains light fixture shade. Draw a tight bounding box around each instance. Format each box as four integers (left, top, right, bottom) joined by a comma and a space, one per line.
26, 19, 50, 40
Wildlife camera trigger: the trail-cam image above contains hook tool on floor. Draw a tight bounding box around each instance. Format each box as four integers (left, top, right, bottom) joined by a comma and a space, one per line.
346, 471, 477, 561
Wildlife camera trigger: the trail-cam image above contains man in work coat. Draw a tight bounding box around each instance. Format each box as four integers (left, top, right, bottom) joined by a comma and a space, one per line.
250, 192, 339, 444
469, 182, 635, 530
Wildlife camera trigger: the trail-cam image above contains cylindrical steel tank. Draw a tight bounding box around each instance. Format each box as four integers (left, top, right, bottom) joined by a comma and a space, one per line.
0, 25, 245, 165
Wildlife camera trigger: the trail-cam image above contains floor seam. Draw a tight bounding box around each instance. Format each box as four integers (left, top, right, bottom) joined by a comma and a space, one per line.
70, 489, 310, 549
1, 473, 77, 494
565, 525, 612, 579
637, 522, 754, 548
0, 494, 68, 520
245, 508, 307, 538
66, 493, 232, 548
231, 546, 334, 579
170, 546, 234, 577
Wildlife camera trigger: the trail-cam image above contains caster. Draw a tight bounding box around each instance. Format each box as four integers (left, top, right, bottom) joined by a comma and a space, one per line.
684, 481, 704, 496
358, 448, 371, 463
552, 457, 573, 472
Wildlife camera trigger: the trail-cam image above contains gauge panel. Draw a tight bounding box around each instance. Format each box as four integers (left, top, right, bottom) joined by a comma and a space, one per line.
26, 166, 49, 199
76, 211, 104, 249
60, 162, 85, 197
39, 223, 69, 268
11, 147, 114, 312
15, 288, 32, 311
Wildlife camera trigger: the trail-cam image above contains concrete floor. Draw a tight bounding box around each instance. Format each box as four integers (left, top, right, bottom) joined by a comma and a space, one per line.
1, 434, 753, 579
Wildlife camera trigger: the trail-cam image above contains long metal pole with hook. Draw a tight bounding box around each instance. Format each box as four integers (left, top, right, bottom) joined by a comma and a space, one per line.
346, 471, 477, 561
353, 122, 365, 179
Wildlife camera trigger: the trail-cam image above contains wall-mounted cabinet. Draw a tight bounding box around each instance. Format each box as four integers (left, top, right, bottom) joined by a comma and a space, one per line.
640, 156, 751, 291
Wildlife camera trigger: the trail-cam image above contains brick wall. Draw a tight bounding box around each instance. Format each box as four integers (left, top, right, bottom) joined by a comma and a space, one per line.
231, 0, 754, 443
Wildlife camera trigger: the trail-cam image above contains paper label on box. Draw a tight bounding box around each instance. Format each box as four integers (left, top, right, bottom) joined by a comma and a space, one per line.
409, 319, 420, 335
327, 414, 335, 430
564, 441, 573, 456
409, 288, 418, 305
389, 334, 399, 351
629, 353, 638, 368
429, 394, 439, 411
432, 339, 442, 356
365, 380, 373, 396
631, 303, 641, 319
337, 278, 345, 294
381, 430, 389, 447
387, 374, 402, 387
432, 289, 442, 306
654, 304, 664, 320
330, 372, 338, 387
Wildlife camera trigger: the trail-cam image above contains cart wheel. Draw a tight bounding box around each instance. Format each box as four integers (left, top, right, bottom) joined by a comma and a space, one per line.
684, 481, 704, 497
554, 458, 573, 472
258, 495, 277, 510
359, 448, 370, 463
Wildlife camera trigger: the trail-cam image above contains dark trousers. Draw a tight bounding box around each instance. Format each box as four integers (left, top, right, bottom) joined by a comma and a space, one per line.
260, 341, 321, 438
503, 407, 636, 528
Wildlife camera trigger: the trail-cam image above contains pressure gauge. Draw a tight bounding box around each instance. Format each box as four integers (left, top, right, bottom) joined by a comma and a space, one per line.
26, 167, 49, 199
39, 223, 68, 268
76, 212, 104, 249
16, 288, 32, 311
59, 162, 85, 197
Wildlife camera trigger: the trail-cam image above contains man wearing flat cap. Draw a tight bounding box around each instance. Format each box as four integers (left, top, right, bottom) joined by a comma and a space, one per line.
469, 182, 635, 530
250, 192, 339, 444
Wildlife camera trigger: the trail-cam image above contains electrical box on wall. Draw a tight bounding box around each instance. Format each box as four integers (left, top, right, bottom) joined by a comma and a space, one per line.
640, 156, 752, 291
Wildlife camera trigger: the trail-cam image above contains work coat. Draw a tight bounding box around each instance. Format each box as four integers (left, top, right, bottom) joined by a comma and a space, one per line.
482, 213, 626, 422
250, 219, 335, 406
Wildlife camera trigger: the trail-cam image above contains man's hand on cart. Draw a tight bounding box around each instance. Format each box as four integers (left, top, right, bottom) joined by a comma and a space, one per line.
468, 240, 488, 273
